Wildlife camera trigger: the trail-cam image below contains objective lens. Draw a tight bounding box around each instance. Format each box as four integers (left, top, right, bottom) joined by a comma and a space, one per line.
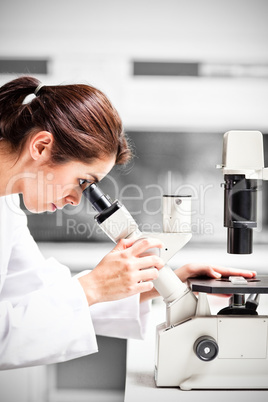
224, 175, 257, 254
227, 227, 253, 254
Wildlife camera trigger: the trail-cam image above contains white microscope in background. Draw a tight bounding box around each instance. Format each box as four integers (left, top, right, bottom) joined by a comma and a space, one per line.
83, 130, 268, 390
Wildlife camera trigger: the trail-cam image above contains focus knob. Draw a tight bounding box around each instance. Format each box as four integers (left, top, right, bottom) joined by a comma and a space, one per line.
194, 336, 219, 362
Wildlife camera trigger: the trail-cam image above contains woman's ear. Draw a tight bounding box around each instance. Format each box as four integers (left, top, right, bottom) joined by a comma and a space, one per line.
29, 131, 54, 161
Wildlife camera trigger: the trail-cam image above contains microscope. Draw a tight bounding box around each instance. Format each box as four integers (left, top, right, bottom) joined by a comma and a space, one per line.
219, 130, 268, 254
83, 184, 197, 325
83, 130, 268, 390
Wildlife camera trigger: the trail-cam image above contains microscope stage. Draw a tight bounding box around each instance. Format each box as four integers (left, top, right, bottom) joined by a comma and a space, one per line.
188, 275, 268, 294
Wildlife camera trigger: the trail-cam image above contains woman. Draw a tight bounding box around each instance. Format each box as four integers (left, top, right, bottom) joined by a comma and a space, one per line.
0, 76, 255, 369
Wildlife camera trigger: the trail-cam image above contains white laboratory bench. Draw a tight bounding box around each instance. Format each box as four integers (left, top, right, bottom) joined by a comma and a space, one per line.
38, 242, 268, 402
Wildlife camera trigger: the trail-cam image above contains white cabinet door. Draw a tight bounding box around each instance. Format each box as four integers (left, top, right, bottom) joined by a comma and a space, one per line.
0, 366, 47, 402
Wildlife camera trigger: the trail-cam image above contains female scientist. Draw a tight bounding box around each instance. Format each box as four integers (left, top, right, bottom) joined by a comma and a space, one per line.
0, 76, 255, 369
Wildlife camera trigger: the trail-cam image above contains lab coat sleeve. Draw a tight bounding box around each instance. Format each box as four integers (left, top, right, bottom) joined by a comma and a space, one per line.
89, 292, 151, 340
74, 270, 152, 341
0, 195, 151, 369
0, 273, 98, 369
0, 196, 98, 369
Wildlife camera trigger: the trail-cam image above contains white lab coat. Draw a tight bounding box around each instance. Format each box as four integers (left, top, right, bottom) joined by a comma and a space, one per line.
0, 195, 151, 369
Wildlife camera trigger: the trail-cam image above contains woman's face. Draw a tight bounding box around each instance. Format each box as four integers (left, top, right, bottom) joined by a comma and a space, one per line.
22, 156, 115, 213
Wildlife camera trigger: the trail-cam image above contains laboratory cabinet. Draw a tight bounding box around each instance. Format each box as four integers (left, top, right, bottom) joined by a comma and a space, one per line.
0, 336, 126, 402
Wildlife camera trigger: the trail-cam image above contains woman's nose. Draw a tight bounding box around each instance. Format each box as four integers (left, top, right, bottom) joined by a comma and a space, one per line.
65, 190, 82, 206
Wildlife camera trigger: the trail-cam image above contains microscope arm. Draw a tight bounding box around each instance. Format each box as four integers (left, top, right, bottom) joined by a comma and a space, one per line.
140, 231, 197, 326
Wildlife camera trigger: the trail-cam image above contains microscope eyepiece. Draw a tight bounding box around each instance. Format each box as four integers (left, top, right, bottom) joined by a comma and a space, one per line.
83, 182, 121, 225
83, 183, 112, 212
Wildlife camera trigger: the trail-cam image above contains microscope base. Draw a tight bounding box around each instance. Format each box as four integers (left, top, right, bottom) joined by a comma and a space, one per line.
155, 315, 268, 389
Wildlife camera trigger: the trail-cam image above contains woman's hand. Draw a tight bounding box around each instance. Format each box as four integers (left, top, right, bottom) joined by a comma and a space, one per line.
175, 263, 257, 283
139, 263, 257, 303
78, 238, 165, 306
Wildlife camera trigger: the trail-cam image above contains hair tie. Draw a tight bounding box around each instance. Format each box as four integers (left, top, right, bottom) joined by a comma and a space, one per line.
34, 83, 45, 96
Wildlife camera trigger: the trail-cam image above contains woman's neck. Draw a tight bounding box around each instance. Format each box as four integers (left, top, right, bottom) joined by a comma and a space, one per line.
0, 141, 25, 197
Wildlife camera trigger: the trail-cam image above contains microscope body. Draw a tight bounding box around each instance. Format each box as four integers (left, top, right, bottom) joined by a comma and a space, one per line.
156, 131, 268, 389
84, 131, 268, 390
155, 301, 268, 389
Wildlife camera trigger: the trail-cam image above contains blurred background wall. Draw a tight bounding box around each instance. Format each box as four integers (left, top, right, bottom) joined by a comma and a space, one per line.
0, 1, 268, 401
0, 0, 267, 130
1, 0, 268, 246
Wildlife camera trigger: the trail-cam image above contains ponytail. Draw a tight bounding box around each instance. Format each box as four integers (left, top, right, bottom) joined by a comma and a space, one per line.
0, 76, 40, 148
0, 76, 131, 165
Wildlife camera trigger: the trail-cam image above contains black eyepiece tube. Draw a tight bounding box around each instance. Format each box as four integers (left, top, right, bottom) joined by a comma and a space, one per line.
224, 175, 258, 254
83, 183, 112, 212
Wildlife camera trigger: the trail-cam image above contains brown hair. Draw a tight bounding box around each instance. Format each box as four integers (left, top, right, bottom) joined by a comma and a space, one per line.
0, 76, 131, 165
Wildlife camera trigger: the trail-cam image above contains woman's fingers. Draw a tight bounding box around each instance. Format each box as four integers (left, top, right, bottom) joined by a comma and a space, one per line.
185, 263, 257, 279
212, 266, 256, 278
136, 281, 154, 293
128, 237, 164, 256
112, 237, 164, 257
112, 238, 137, 252
175, 263, 257, 284
138, 267, 159, 282
135, 255, 165, 270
